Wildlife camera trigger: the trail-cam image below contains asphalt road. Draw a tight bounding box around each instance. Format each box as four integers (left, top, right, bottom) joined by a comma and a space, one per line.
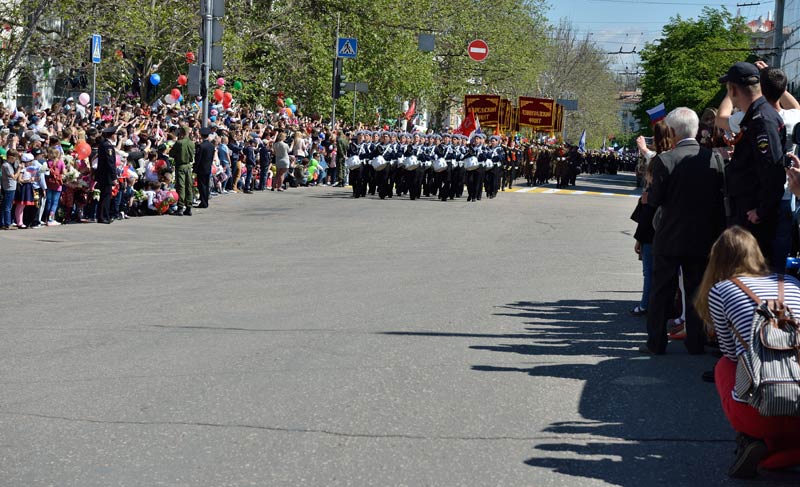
1, 174, 797, 486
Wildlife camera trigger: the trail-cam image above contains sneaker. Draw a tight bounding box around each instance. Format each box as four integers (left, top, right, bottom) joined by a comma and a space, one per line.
729, 433, 767, 479
17, 224, 27, 229
47, 220, 61, 226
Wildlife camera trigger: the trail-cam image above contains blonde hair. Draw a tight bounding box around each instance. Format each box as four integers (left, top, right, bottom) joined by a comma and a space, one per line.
46, 147, 60, 162
694, 226, 769, 324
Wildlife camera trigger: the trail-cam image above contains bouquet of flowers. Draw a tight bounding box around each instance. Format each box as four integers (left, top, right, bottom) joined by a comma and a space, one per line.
152, 189, 178, 215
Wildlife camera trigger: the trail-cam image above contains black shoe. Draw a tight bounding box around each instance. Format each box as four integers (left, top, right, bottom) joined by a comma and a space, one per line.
638, 344, 657, 355
729, 433, 767, 479
629, 306, 648, 317
183, 208, 192, 216
243, 190, 253, 194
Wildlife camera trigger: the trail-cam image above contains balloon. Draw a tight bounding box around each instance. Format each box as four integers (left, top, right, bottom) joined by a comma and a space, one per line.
185, 52, 195, 63
177, 75, 187, 86
216, 77, 225, 87
149, 73, 161, 86
164, 94, 176, 105
233, 80, 243, 90
222, 101, 231, 110
210, 116, 217, 122
78, 93, 90, 106
285, 107, 293, 118
285, 98, 293, 106
178, 95, 183, 102
171, 88, 181, 100
210, 109, 218, 116
213, 89, 223, 102
276, 98, 285, 108
223, 92, 233, 103
289, 104, 297, 113
75, 142, 91, 160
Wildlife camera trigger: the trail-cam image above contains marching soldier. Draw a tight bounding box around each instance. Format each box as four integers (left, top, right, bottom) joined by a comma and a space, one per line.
434, 133, 453, 202
466, 133, 486, 202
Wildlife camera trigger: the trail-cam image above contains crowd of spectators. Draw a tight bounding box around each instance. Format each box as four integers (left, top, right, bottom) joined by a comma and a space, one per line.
0, 99, 359, 228
632, 60, 800, 479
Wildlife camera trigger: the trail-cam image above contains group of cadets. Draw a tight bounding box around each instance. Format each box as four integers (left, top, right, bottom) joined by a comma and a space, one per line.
344, 130, 510, 202
340, 129, 634, 199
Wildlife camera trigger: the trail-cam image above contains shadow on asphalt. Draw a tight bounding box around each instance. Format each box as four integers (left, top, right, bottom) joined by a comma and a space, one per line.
383, 298, 799, 486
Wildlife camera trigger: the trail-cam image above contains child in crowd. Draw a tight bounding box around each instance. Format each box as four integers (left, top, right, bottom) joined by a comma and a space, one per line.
44, 147, 65, 226
13, 152, 37, 228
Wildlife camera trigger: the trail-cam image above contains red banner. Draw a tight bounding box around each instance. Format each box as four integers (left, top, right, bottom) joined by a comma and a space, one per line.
464, 95, 501, 127
518, 97, 555, 129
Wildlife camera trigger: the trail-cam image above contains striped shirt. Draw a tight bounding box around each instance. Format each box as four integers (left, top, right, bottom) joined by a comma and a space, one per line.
709, 274, 800, 361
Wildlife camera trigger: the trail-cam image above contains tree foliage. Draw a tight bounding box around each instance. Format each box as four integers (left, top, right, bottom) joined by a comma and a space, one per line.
537, 22, 620, 147
637, 7, 749, 130
1, 0, 622, 139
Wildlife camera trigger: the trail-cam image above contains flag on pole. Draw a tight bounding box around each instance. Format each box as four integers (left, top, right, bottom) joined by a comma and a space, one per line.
454, 110, 480, 138
405, 100, 416, 121
578, 129, 586, 153
646, 103, 667, 124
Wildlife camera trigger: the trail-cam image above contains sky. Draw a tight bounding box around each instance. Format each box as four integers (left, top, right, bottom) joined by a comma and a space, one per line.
545, 0, 776, 75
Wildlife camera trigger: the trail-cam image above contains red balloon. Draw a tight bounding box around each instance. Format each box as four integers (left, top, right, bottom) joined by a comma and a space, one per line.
177, 75, 187, 86
222, 100, 231, 109
276, 98, 285, 108
75, 142, 91, 160
171, 88, 181, 100
213, 89, 223, 102
185, 52, 195, 63
223, 92, 233, 103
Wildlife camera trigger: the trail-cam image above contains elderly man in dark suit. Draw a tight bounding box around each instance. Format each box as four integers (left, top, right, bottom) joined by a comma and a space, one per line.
641, 107, 726, 355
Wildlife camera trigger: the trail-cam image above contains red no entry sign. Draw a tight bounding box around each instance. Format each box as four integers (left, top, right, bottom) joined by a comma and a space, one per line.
468, 39, 489, 62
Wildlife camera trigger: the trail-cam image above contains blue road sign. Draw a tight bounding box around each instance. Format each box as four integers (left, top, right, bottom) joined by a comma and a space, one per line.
337, 37, 358, 59
91, 34, 102, 64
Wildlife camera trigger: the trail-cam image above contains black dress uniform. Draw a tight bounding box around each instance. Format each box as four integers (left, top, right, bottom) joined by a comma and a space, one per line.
195, 128, 216, 208
349, 134, 364, 198
95, 127, 118, 224
373, 133, 393, 199
728, 95, 787, 262
466, 135, 486, 202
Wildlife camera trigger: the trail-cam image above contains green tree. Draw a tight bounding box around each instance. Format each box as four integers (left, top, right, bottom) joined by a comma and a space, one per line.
637, 7, 749, 130
536, 22, 620, 147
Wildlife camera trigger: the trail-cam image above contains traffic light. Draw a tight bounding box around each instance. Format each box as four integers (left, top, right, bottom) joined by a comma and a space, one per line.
333, 58, 344, 99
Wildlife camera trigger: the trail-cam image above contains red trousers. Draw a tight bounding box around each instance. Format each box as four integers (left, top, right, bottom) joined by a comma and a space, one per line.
716, 357, 800, 469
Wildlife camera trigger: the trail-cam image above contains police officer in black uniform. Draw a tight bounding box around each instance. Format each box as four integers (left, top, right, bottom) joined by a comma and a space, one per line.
720, 61, 787, 266
95, 126, 118, 224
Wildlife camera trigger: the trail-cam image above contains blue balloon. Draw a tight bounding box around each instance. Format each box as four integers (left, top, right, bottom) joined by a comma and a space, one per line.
289, 104, 297, 113
149, 73, 161, 86
210, 116, 217, 122
178, 94, 183, 102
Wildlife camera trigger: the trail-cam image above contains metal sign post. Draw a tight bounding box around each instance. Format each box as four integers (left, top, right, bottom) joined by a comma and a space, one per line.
90, 34, 101, 120
201, 0, 212, 128
331, 13, 340, 129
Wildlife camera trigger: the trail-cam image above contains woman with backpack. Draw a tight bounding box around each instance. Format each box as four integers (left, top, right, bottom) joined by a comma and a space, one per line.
695, 226, 800, 478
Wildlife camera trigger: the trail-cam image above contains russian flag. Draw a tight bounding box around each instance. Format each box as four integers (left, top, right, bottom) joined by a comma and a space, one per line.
646, 103, 667, 124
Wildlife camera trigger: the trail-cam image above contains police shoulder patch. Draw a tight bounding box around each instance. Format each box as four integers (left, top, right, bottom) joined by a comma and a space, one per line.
756, 134, 770, 154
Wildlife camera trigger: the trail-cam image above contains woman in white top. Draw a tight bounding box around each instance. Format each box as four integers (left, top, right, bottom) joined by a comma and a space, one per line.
695, 226, 800, 478
290, 132, 307, 159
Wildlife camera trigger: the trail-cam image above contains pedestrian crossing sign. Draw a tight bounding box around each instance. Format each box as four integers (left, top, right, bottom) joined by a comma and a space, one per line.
337, 37, 358, 59
91, 34, 102, 63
